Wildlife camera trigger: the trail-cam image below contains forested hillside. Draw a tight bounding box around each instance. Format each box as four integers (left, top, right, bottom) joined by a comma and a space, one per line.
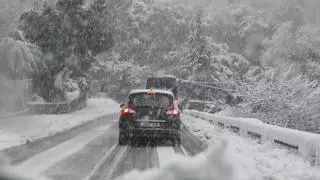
1, 0, 320, 133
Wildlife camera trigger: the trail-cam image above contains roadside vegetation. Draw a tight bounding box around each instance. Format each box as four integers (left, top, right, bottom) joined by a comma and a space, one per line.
1, 0, 319, 133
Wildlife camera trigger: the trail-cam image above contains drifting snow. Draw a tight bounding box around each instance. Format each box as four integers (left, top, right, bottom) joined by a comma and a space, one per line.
182, 114, 320, 180
117, 140, 262, 180
0, 98, 119, 150
0, 153, 51, 180
0, 165, 51, 180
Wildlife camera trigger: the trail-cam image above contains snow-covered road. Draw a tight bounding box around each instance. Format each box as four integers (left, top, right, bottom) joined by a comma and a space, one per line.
0, 101, 319, 180
7, 117, 202, 180
0, 98, 119, 151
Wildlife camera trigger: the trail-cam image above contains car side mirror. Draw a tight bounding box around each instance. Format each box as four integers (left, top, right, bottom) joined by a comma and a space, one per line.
120, 103, 125, 108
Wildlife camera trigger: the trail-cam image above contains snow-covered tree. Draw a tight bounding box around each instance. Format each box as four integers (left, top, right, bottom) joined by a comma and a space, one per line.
0, 29, 43, 79
18, 0, 114, 102
270, 0, 306, 30
177, 11, 216, 81
261, 22, 320, 82
2, 0, 320, 131
232, 67, 320, 132
91, 51, 152, 101
111, 0, 189, 67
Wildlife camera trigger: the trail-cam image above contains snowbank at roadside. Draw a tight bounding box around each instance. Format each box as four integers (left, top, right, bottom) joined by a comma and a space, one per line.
181, 114, 320, 180
0, 98, 119, 150
184, 109, 320, 167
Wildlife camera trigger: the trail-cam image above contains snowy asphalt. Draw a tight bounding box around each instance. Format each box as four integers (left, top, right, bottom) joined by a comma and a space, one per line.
6, 115, 205, 180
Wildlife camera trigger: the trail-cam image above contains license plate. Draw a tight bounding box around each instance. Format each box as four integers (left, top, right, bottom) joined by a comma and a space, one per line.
139, 122, 160, 128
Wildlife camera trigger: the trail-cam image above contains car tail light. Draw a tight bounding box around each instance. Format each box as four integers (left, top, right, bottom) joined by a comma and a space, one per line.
166, 109, 179, 116
121, 107, 136, 116
147, 90, 157, 95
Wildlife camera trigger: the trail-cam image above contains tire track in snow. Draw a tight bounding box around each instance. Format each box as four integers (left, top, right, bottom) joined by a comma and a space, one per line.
173, 144, 190, 156
109, 145, 157, 179
84, 144, 118, 180
93, 145, 128, 180
44, 122, 119, 180
16, 123, 114, 175
180, 145, 190, 156
156, 146, 176, 167
2, 113, 118, 164
181, 125, 207, 156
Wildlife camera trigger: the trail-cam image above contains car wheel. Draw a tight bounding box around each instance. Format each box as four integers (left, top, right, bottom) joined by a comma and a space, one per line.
119, 132, 129, 145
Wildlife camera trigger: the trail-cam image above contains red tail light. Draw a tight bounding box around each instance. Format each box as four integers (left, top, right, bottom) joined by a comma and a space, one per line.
147, 90, 157, 95
166, 109, 179, 115
121, 107, 136, 116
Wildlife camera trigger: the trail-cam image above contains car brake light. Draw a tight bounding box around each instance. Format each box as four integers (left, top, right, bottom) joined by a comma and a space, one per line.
122, 107, 136, 116
166, 109, 179, 115
147, 90, 157, 95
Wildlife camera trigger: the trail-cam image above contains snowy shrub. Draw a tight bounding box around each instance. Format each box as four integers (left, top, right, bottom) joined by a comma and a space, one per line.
230, 66, 320, 133
0, 29, 42, 79
0, 75, 32, 112
63, 79, 81, 101
89, 80, 101, 95
91, 52, 152, 101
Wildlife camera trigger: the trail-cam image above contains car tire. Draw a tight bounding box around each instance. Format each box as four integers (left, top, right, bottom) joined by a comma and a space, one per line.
119, 132, 129, 145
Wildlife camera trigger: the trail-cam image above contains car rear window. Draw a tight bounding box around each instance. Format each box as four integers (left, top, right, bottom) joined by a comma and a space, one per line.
129, 93, 173, 108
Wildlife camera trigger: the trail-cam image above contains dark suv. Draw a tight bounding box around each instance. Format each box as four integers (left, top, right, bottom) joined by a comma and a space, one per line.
119, 89, 181, 145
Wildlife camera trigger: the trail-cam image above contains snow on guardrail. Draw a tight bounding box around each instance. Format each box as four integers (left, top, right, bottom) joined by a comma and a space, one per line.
183, 110, 320, 167
315, 136, 320, 166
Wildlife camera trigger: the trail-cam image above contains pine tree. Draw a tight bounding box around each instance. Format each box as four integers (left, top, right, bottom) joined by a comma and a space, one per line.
179, 10, 217, 81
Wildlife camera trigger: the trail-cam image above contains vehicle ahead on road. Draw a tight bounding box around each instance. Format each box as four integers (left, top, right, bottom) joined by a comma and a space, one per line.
146, 76, 178, 98
146, 75, 187, 111
118, 89, 181, 145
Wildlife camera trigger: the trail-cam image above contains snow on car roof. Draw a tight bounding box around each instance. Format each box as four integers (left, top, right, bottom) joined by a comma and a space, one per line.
129, 89, 174, 96
148, 75, 176, 78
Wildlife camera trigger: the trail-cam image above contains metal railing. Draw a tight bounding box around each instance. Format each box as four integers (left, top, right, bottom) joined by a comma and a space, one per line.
184, 110, 320, 167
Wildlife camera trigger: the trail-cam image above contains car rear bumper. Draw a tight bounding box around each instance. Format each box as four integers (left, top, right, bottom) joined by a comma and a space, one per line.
125, 128, 180, 138
119, 118, 181, 138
